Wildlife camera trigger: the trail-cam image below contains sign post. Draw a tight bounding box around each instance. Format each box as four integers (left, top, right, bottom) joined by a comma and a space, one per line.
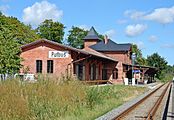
131, 53, 136, 85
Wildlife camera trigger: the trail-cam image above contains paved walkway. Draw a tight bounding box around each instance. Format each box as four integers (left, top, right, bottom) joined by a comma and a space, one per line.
172, 81, 174, 119
167, 81, 174, 120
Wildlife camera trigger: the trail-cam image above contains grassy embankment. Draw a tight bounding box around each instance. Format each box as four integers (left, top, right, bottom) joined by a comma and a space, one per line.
0, 76, 147, 120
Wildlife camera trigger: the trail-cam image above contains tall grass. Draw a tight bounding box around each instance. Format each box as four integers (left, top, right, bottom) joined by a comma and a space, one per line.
0, 76, 147, 120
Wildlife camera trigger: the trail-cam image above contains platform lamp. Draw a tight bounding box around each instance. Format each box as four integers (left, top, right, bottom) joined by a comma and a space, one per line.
131, 53, 136, 85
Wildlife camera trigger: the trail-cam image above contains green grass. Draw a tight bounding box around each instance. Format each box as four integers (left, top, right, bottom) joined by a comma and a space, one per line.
0, 76, 147, 120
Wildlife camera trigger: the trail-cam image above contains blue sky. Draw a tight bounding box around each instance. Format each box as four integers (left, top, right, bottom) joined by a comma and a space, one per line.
0, 0, 174, 65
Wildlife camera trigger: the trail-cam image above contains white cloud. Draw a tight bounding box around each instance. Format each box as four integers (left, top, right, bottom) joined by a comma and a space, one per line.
134, 41, 145, 49
104, 29, 116, 38
149, 35, 158, 42
0, 5, 9, 14
144, 6, 174, 24
124, 10, 145, 20
125, 24, 147, 37
22, 1, 63, 26
161, 44, 174, 49
117, 19, 127, 24
125, 6, 174, 24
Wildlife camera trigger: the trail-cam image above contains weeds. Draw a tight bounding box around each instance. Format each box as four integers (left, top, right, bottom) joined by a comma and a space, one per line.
0, 76, 147, 120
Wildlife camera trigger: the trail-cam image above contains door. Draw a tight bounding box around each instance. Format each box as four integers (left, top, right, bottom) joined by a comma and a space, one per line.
90, 64, 96, 80
75, 64, 83, 80
102, 69, 107, 80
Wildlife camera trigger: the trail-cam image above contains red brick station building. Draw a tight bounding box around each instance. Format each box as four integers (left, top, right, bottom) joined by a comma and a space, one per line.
20, 27, 156, 84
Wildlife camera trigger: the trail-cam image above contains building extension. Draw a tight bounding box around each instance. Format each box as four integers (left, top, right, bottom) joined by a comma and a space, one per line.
20, 27, 156, 84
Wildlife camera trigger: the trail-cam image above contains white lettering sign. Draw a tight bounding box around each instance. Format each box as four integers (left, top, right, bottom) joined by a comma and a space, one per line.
49, 51, 69, 58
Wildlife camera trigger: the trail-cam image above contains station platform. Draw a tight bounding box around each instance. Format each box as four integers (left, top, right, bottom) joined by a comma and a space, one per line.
167, 81, 174, 120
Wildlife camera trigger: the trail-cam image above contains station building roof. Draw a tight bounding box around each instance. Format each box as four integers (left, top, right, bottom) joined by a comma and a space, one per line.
90, 39, 131, 52
21, 39, 117, 62
83, 26, 102, 40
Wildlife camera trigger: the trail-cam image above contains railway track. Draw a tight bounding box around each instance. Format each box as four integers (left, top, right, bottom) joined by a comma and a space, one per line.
114, 82, 172, 120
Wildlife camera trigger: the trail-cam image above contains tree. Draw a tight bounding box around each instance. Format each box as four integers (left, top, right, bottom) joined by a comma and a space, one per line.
0, 11, 2, 16
162, 65, 174, 81
146, 53, 168, 80
0, 26, 21, 75
0, 13, 39, 45
131, 44, 147, 65
36, 19, 65, 43
67, 26, 88, 48
98, 34, 104, 40
137, 57, 147, 66
67, 26, 104, 49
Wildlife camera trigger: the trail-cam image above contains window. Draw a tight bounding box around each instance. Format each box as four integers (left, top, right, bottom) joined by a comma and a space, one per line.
36, 60, 42, 73
47, 60, 53, 73
112, 69, 118, 79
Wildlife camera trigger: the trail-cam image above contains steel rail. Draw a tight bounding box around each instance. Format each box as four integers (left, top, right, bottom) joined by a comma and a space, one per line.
114, 83, 165, 120
145, 82, 172, 120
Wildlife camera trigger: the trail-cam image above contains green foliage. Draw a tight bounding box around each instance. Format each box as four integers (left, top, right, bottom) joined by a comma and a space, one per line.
161, 65, 174, 82
0, 26, 21, 74
131, 44, 147, 65
0, 11, 2, 16
136, 57, 147, 66
132, 44, 142, 58
67, 26, 88, 48
132, 45, 171, 81
86, 86, 105, 109
98, 34, 104, 40
67, 26, 104, 49
146, 53, 168, 80
0, 14, 39, 45
0, 13, 39, 75
36, 19, 65, 43
0, 77, 146, 120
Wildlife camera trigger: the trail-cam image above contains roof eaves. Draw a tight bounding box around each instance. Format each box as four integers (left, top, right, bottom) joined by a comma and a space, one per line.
123, 63, 157, 69
21, 39, 116, 62
21, 39, 89, 55
84, 50, 117, 62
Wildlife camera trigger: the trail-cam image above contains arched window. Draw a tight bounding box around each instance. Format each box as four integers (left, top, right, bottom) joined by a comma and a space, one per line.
112, 68, 118, 79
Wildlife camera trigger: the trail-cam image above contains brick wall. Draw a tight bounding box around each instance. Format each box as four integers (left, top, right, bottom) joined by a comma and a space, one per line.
103, 51, 132, 64
102, 51, 132, 84
20, 42, 73, 77
84, 40, 98, 49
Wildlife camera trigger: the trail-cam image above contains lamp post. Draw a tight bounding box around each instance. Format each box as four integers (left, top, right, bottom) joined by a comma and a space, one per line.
131, 53, 136, 85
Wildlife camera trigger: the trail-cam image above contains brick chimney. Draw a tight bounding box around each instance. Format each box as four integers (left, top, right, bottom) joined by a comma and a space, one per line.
104, 35, 108, 44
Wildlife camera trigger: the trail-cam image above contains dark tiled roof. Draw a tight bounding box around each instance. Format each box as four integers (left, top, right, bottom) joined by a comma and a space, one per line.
90, 39, 131, 52
83, 26, 101, 40
21, 39, 117, 62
